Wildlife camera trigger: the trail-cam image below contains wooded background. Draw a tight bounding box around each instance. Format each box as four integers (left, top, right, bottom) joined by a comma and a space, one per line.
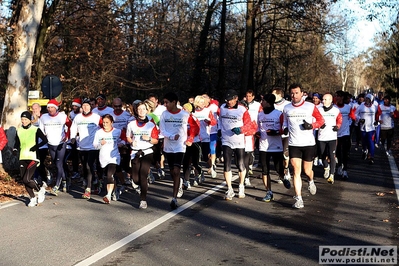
0, 0, 398, 125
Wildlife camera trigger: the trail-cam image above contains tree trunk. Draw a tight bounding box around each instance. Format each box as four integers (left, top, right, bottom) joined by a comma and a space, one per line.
32, 0, 60, 92
2, 0, 45, 129
191, 0, 218, 93
241, 0, 255, 94
217, 0, 226, 93
1, 0, 45, 171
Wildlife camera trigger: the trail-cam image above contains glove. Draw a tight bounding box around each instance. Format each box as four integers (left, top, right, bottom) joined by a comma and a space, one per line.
320, 124, 326, 129
231, 127, 241, 135
332, 126, 339, 132
70, 138, 76, 145
217, 129, 222, 138
302, 120, 313, 130
29, 145, 37, 152
283, 127, 289, 135
359, 119, 365, 124
373, 121, 379, 126
266, 130, 280, 136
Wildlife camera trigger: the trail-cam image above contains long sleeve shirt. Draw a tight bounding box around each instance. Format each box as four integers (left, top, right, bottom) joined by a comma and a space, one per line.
283, 100, 324, 147
160, 109, 199, 153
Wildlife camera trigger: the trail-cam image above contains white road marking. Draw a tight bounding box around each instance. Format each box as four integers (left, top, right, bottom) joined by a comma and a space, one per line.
0, 202, 20, 209
387, 155, 399, 204
75, 176, 239, 266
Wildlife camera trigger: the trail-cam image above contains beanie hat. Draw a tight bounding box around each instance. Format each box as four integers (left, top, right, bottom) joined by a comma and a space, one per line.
365, 94, 374, 102
47, 99, 60, 109
263, 93, 276, 105
183, 103, 193, 113
82, 98, 91, 105
72, 98, 81, 107
313, 93, 321, 100
21, 111, 32, 120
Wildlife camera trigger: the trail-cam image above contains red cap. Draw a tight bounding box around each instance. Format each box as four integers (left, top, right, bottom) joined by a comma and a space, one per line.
47, 99, 60, 109
72, 98, 81, 107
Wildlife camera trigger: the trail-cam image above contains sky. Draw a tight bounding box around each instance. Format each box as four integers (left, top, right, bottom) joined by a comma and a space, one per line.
331, 0, 397, 55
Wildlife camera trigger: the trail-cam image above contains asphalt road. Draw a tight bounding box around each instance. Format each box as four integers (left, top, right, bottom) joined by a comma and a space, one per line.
0, 145, 398, 266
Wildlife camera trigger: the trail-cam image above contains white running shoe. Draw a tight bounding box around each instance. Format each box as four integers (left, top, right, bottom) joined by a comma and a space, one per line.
238, 184, 245, 199
28, 197, 37, 207
177, 178, 183, 198
211, 164, 217, 178
323, 165, 330, 179
308, 181, 317, 195
284, 168, 291, 181
139, 200, 148, 209
37, 187, 46, 204
292, 196, 304, 209
313, 157, 319, 166
224, 188, 235, 200
244, 177, 251, 187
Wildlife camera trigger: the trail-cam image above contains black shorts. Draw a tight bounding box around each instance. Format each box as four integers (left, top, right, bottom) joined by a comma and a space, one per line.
288, 145, 316, 162
164, 152, 184, 170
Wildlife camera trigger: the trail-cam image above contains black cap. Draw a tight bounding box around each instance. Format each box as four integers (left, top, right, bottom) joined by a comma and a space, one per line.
96, 93, 106, 100
225, 90, 238, 101
21, 111, 32, 120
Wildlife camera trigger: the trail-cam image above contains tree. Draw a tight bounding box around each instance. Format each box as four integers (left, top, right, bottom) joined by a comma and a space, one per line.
1, 0, 45, 130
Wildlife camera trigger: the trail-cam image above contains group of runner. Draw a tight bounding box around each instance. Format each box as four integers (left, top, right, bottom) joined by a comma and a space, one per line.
13, 84, 398, 209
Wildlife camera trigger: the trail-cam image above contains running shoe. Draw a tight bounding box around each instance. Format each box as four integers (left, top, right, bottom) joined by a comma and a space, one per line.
211, 164, 217, 178
313, 157, 319, 166
337, 165, 343, 176
157, 168, 165, 179
284, 168, 291, 181
362, 150, 368, 160
62, 181, 67, 193
183, 179, 191, 190
261, 190, 273, 202
386, 150, 392, 157
139, 200, 148, 209
323, 165, 330, 179
177, 178, 183, 198
147, 172, 155, 184
170, 198, 178, 210
342, 170, 348, 180
327, 174, 334, 184
193, 176, 199, 186
111, 192, 117, 201
292, 196, 304, 209
244, 177, 251, 187
200, 171, 205, 183
275, 176, 283, 184
49, 186, 59, 196
103, 195, 110, 204
308, 181, 317, 195
82, 190, 91, 199
283, 177, 291, 189
37, 187, 46, 204
369, 158, 374, 165
28, 197, 37, 207
224, 188, 235, 200
238, 184, 245, 199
